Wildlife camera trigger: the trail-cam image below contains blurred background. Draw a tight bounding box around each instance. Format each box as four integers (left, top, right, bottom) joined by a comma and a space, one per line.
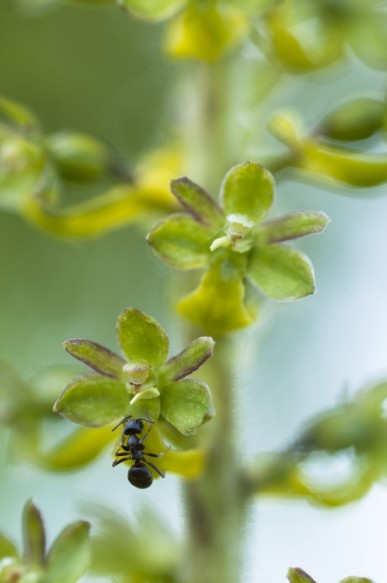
1, 1, 387, 581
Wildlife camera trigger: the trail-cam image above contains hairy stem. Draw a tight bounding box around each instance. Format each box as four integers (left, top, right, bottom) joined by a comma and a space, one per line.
180, 337, 248, 583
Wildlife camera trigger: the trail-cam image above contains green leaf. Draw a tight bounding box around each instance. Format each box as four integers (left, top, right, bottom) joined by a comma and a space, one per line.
64, 339, 126, 380
170, 177, 224, 229
116, 308, 169, 368
147, 213, 212, 269
287, 567, 317, 583
0, 532, 19, 560
53, 375, 130, 427
220, 162, 274, 224
249, 244, 315, 300
177, 250, 254, 336
22, 501, 46, 567
161, 379, 213, 435
119, 0, 183, 21
256, 212, 330, 244
159, 337, 215, 384
46, 521, 90, 583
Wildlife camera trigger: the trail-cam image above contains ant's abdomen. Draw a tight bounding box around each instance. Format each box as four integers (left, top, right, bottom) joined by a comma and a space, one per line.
128, 463, 153, 489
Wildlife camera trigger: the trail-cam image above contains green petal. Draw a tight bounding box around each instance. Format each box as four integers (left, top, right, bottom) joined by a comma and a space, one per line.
46, 522, 90, 583
0, 532, 19, 560
116, 308, 169, 368
22, 501, 46, 567
170, 177, 224, 229
339, 578, 374, 583
177, 250, 254, 336
287, 568, 317, 583
147, 213, 212, 269
38, 426, 113, 471
64, 339, 126, 380
256, 211, 330, 244
220, 162, 274, 224
248, 244, 315, 300
161, 379, 214, 435
159, 336, 215, 384
53, 375, 130, 427
119, 0, 183, 21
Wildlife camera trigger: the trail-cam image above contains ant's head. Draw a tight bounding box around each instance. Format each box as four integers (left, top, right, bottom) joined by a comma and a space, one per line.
123, 418, 143, 435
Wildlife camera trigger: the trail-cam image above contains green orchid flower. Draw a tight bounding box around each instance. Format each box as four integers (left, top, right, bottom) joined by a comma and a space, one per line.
54, 307, 215, 437
0, 500, 90, 583
120, 0, 279, 61
147, 162, 329, 336
266, 0, 387, 72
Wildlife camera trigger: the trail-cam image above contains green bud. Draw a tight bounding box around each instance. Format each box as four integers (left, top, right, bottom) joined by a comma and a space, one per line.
339, 578, 374, 583
47, 131, 112, 184
320, 98, 385, 141
287, 567, 317, 583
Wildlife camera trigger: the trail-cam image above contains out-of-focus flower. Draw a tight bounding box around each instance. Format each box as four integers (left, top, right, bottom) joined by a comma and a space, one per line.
264, 0, 387, 71
0, 500, 90, 583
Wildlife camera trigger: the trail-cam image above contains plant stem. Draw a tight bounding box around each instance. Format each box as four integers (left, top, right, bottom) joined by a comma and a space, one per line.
176, 57, 250, 583
180, 337, 247, 583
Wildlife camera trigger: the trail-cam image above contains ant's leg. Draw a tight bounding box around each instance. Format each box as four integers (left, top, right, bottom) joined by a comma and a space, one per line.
144, 446, 171, 458
114, 450, 132, 457
111, 415, 132, 433
139, 421, 154, 445
145, 460, 165, 479
112, 456, 131, 467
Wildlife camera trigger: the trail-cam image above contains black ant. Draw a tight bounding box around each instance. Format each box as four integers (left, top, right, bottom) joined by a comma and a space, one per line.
112, 415, 165, 489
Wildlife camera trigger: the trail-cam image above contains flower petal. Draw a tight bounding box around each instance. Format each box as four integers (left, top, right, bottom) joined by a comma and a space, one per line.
39, 426, 113, 471
116, 308, 169, 368
53, 375, 130, 427
147, 213, 212, 269
120, 0, 184, 22
220, 162, 274, 224
170, 177, 224, 228
46, 521, 90, 583
161, 379, 214, 435
256, 211, 330, 244
22, 501, 45, 567
178, 251, 254, 336
287, 568, 317, 583
159, 336, 215, 384
0, 533, 19, 560
64, 339, 126, 379
249, 244, 315, 300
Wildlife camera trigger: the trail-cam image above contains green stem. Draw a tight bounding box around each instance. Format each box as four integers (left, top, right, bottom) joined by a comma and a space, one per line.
180, 337, 248, 583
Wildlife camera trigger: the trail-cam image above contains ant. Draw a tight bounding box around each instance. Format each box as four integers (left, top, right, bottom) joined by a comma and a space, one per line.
112, 415, 165, 489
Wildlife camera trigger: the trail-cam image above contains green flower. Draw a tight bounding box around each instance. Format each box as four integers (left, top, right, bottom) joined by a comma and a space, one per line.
54, 307, 214, 436
120, 0, 278, 61
0, 501, 90, 583
147, 162, 329, 336
266, 0, 387, 71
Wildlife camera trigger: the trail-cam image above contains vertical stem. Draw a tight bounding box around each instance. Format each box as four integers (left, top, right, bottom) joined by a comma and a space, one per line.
180, 338, 247, 583
176, 55, 249, 583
